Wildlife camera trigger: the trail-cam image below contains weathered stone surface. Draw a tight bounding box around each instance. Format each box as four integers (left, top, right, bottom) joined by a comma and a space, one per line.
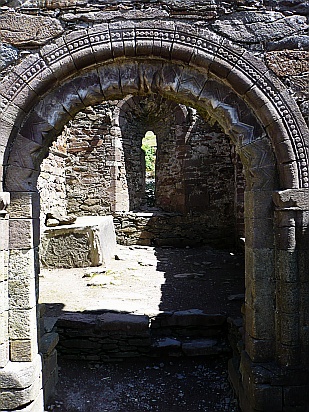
0, 43, 19, 73
39, 333, 59, 357
0, 4, 308, 412
9, 307, 37, 340
266, 50, 309, 77
10, 338, 38, 362
40, 216, 116, 268
8, 192, 39, 220
8, 248, 37, 281
211, 11, 307, 43
0, 354, 41, 389
97, 313, 149, 332
0, 12, 63, 47
182, 338, 219, 356
274, 189, 309, 210
45, 211, 76, 227
9, 218, 40, 249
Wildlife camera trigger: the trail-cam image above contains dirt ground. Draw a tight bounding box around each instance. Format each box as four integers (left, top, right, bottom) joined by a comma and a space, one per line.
40, 244, 245, 318
40, 244, 244, 412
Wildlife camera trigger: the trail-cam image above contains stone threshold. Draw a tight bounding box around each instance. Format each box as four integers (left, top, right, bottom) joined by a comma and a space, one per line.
44, 309, 236, 362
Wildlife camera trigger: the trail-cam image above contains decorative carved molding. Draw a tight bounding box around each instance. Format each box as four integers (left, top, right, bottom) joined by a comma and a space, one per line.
0, 20, 308, 190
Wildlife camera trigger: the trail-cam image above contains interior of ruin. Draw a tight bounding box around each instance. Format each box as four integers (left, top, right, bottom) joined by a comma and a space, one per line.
0, 1, 308, 411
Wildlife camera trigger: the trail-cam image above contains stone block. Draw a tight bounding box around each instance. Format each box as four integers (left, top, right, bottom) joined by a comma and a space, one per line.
182, 338, 220, 356
177, 67, 207, 103
8, 192, 40, 219
43, 366, 58, 406
160, 310, 226, 328
9, 218, 40, 249
277, 343, 301, 367
118, 62, 140, 96
88, 24, 113, 64
98, 65, 123, 100
280, 313, 300, 345
0, 366, 41, 410
64, 29, 96, 70
22, 388, 44, 412
277, 281, 300, 314
68, 70, 103, 107
0, 11, 63, 46
275, 225, 296, 251
42, 348, 57, 385
250, 384, 283, 411
210, 56, 234, 80
8, 277, 36, 310
0, 353, 41, 389
276, 250, 299, 282
0, 70, 37, 111
245, 303, 275, 341
244, 217, 274, 249
4, 165, 40, 192
244, 333, 274, 363
97, 312, 149, 332
57, 312, 96, 329
9, 306, 37, 340
39, 333, 59, 357
40, 216, 116, 268
244, 191, 274, 219
227, 66, 254, 96
9, 249, 36, 281
40, 37, 76, 81
277, 162, 299, 189
10, 338, 38, 362
245, 247, 275, 283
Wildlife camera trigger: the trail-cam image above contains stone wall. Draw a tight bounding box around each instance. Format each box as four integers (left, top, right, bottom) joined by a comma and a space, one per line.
40, 96, 242, 247
55, 310, 229, 361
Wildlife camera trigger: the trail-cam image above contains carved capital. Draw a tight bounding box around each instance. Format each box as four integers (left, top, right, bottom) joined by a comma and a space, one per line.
273, 189, 309, 210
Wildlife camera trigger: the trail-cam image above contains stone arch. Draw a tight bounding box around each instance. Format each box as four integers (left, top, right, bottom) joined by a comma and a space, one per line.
1, 20, 309, 412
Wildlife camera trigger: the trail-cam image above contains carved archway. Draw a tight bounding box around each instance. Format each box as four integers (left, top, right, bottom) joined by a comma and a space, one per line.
1, 21, 308, 412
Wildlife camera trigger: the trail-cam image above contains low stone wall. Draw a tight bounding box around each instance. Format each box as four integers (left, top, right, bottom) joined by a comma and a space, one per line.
55, 310, 230, 361
113, 212, 236, 248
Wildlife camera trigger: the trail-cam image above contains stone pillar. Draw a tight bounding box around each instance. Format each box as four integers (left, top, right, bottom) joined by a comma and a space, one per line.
232, 189, 309, 412
273, 189, 309, 369
1, 191, 44, 412
243, 190, 276, 362
0, 193, 10, 369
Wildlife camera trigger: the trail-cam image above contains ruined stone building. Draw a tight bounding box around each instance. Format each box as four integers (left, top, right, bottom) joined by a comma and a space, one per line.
0, 1, 308, 411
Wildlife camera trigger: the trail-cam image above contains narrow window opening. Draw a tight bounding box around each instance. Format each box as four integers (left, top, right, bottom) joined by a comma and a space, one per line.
142, 130, 157, 208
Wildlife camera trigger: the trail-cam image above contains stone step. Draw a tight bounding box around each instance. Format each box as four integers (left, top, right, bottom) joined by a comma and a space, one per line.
151, 337, 231, 357
49, 309, 230, 361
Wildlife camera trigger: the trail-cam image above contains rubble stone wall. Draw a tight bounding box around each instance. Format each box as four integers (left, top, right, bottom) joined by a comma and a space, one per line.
40, 96, 243, 247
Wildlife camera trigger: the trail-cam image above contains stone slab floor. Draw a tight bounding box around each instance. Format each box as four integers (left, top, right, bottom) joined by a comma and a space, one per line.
40, 245, 244, 411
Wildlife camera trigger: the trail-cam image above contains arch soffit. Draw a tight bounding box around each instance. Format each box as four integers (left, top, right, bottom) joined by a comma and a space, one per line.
0, 21, 308, 190
5, 61, 272, 192
115, 95, 189, 131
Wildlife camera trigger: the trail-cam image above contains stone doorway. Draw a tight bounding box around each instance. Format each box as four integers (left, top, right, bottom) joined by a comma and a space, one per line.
1, 21, 308, 412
